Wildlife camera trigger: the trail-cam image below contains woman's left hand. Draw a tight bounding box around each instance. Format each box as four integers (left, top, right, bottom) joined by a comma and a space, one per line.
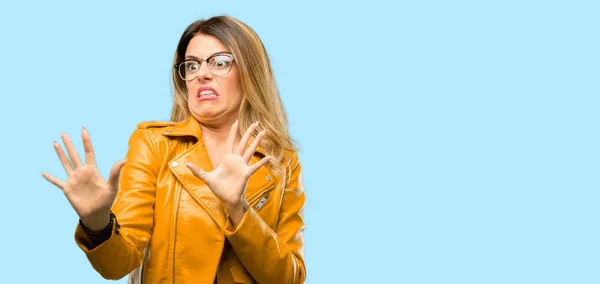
186, 120, 271, 212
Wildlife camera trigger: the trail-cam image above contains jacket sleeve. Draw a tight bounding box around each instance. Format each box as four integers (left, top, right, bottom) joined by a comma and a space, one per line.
224, 153, 307, 284
74, 128, 158, 280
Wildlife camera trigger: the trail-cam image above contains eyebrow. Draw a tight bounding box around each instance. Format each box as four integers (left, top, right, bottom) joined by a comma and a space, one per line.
185, 51, 231, 60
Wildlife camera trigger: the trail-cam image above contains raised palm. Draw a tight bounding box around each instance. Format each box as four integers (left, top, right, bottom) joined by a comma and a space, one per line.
42, 128, 125, 230
186, 120, 271, 206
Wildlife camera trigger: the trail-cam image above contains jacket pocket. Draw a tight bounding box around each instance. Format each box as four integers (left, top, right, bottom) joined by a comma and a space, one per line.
230, 264, 255, 283
248, 186, 279, 228
252, 192, 272, 211
248, 183, 275, 211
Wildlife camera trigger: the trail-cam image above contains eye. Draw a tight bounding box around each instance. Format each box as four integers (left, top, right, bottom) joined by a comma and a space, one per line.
212, 55, 233, 68
185, 61, 199, 71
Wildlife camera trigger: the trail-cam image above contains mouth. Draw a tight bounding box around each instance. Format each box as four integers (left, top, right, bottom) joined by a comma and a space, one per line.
196, 87, 219, 99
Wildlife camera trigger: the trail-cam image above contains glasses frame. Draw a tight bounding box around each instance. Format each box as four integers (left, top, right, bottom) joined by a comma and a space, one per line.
174, 53, 235, 81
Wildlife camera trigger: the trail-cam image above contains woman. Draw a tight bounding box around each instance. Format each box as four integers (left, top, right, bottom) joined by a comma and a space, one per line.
42, 16, 306, 284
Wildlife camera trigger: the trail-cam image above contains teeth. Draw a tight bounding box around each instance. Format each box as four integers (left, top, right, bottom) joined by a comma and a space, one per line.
199, 90, 216, 97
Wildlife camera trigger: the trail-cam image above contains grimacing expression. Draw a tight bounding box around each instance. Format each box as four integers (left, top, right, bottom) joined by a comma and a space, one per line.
183, 34, 243, 125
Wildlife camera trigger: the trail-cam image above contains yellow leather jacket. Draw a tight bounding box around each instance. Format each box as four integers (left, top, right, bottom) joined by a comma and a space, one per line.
74, 117, 306, 284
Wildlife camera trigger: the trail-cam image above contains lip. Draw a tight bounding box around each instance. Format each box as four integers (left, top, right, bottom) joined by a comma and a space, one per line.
196, 86, 219, 101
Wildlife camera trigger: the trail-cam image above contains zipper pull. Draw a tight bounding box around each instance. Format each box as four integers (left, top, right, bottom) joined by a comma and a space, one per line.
254, 194, 270, 211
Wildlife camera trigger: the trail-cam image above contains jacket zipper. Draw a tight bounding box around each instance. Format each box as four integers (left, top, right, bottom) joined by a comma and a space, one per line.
172, 182, 182, 284
172, 142, 189, 284
248, 186, 275, 211
253, 193, 271, 210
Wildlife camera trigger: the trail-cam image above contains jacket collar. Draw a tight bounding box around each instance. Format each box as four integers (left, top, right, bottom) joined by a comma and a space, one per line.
162, 115, 203, 140
163, 116, 267, 156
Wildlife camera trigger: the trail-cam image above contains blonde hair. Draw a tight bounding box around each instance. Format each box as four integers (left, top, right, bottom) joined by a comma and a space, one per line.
170, 15, 296, 184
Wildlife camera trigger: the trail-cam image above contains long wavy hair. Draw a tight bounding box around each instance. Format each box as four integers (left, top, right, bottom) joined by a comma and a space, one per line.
170, 15, 296, 184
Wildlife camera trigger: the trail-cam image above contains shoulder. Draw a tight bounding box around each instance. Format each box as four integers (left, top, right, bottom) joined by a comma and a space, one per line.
281, 148, 303, 191
135, 120, 182, 137
127, 120, 179, 145
136, 120, 179, 129
283, 149, 301, 170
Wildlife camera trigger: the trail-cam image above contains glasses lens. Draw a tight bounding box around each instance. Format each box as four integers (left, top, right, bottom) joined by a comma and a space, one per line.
178, 60, 200, 80
209, 55, 234, 76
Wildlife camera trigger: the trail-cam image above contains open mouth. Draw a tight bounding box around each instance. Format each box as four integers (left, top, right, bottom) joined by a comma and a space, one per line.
198, 90, 218, 98
196, 87, 220, 100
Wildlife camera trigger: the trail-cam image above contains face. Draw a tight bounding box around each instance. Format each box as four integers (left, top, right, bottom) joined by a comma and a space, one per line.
183, 33, 242, 127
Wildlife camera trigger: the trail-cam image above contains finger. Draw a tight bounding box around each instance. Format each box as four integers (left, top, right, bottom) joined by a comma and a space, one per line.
185, 162, 207, 180
247, 156, 272, 176
242, 130, 265, 163
107, 159, 127, 193
236, 121, 259, 155
53, 141, 74, 175
41, 172, 66, 190
82, 127, 97, 166
225, 119, 239, 153
61, 132, 83, 169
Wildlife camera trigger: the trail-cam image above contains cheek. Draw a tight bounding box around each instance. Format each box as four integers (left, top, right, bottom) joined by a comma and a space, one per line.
224, 75, 242, 101
186, 82, 196, 98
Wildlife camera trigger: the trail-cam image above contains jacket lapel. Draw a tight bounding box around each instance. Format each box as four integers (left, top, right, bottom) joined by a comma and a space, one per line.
169, 143, 228, 228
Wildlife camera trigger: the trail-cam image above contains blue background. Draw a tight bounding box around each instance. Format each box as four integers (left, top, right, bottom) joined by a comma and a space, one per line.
1, 0, 598, 283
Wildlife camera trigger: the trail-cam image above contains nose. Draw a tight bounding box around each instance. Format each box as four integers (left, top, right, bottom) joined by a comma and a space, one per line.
195, 60, 213, 82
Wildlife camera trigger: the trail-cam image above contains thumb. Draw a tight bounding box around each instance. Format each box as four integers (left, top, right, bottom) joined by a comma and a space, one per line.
185, 162, 207, 180
107, 159, 126, 192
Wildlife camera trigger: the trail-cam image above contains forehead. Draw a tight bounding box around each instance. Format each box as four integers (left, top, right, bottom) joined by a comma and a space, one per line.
185, 33, 230, 58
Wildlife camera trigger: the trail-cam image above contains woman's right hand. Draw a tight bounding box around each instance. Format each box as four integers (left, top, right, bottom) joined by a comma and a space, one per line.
42, 127, 126, 231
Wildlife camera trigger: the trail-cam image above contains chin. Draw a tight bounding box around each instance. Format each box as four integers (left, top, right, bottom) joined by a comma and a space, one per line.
190, 105, 225, 119
192, 109, 217, 119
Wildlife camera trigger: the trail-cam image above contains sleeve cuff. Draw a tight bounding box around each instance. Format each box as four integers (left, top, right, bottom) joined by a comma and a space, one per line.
223, 206, 252, 235
74, 222, 117, 253
223, 206, 276, 254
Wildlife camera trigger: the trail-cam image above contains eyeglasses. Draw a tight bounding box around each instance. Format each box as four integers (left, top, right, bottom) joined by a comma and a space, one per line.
174, 53, 235, 81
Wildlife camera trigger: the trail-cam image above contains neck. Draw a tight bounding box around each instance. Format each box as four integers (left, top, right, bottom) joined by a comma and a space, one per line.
199, 118, 237, 145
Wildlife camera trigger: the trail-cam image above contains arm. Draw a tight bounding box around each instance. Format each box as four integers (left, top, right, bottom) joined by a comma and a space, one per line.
224, 153, 307, 284
74, 128, 158, 280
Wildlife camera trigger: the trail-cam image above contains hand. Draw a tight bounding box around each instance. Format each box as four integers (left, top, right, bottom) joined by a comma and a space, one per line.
186, 120, 271, 209
42, 128, 126, 231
